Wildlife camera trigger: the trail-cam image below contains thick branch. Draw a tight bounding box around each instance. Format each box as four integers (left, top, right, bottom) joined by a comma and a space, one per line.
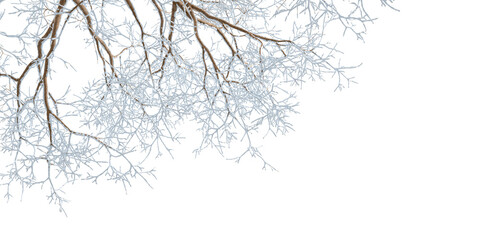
42, 0, 67, 144
124, 0, 153, 76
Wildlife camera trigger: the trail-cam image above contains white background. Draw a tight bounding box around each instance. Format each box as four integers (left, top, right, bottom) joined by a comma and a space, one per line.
1, 1, 480, 239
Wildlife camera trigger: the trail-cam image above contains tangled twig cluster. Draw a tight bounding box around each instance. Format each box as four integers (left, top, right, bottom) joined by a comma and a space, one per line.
0, 0, 395, 213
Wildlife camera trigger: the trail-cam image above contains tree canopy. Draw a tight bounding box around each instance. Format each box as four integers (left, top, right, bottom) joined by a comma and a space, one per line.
0, 0, 395, 212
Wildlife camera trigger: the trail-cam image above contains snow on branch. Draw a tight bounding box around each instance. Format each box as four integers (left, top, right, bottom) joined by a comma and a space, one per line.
0, 0, 396, 212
